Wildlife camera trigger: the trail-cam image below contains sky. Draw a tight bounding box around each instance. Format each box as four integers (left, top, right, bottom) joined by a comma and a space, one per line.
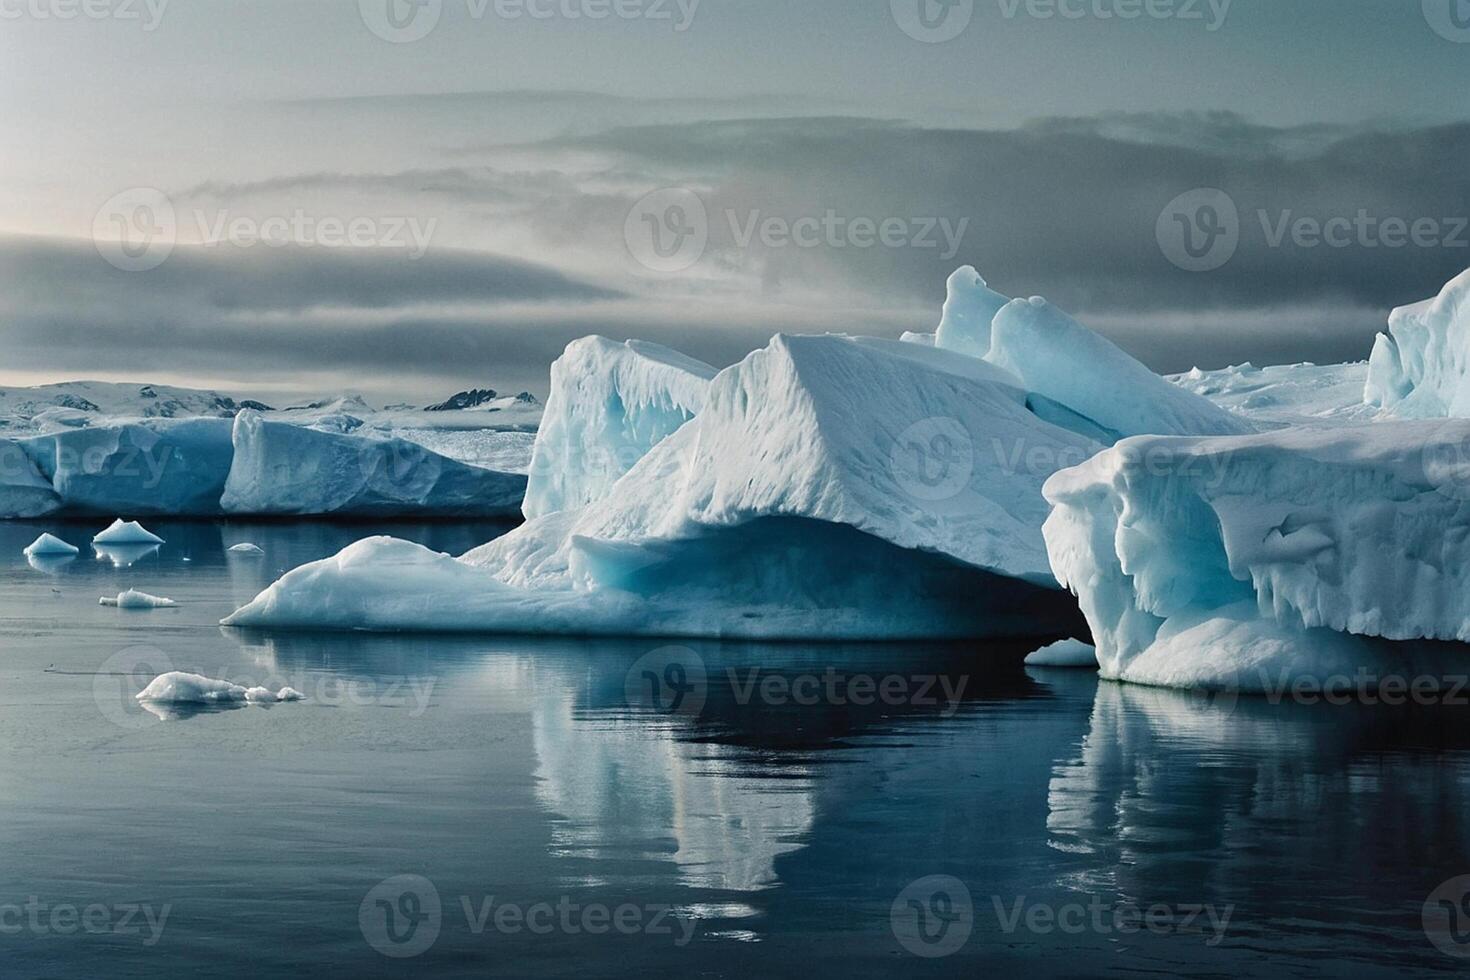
3, 0, 1470, 402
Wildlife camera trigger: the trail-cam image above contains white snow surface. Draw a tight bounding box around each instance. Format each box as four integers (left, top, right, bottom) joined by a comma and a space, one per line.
92, 519, 165, 545
135, 672, 303, 704
1171, 361, 1374, 427
23, 533, 79, 557
226, 333, 1102, 638
220, 411, 526, 517
1366, 268, 1470, 417
1025, 638, 1098, 668
1043, 420, 1470, 690
522, 337, 716, 519
100, 589, 177, 609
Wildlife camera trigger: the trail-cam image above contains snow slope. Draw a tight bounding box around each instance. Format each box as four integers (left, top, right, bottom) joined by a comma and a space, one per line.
221, 411, 526, 518
227, 334, 1100, 638
1043, 421, 1470, 690
523, 337, 716, 519
1171, 361, 1374, 427
1366, 269, 1470, 417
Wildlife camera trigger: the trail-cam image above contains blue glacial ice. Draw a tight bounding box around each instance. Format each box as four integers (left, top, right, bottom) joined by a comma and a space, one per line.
1366, 268, 1470, 417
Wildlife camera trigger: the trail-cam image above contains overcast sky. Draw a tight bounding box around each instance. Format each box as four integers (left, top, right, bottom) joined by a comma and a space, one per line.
4, 0, 1470, 401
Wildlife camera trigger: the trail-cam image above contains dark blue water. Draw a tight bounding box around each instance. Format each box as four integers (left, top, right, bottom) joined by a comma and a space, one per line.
1, 519, 1469, 977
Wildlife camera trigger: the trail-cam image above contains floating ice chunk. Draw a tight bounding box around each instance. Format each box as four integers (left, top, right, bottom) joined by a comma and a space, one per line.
92, 519, 165, 545
1025, 638, 1098, 668
100, 589, 177, 609
933, 266, 1010, 359
987, 296, 1256, 440
1365, 268, 1470, 417
23, 533, 79, 557
227, 543, 265, 555
221, 410, 525, 517
1043, 420, 1470, 690
523, 337, 715, 519
135, 672, 304, 705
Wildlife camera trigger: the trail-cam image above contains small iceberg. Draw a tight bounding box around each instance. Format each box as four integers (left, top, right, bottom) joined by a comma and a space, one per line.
23, 533, 79, 557
100, 589, 177, 609
227, 543, 265, 555
1025, 638, 1098, 668
93, 519, 165, 546
135, 671, 305, 705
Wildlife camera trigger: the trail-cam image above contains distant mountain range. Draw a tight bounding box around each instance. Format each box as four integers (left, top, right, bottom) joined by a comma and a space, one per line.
424, 389, 540, 412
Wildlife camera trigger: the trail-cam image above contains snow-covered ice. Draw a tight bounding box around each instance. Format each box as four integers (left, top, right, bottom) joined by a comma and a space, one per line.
92, 519, 165, 546
23, 533, 79, 557
227, 332, 1100, 638
100, 589, 177, 609
1366, 268, 1470, 417
1043, 420, 1470, 690
135, 671, 303, 704
522, 337, 715, 519
932, 266, 1010, 360
220, 410, 526, 517
1025, 638, 1098, 668
1171, 361, 1374, 427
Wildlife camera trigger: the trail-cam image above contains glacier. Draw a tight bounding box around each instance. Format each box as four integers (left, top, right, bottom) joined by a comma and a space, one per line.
522, 336, 715, 519
1365, 268, 1470, 418
1043, 421, 1470, 690
220, 411, 526, 518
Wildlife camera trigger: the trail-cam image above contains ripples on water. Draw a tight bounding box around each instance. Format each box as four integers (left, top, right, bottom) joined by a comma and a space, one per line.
0, 520, 1467, 977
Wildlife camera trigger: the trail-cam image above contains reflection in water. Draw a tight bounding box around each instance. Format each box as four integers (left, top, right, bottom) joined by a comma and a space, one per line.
92, 543, 160, 567
26, 553, 76, 574
1048, 681, 1470, 966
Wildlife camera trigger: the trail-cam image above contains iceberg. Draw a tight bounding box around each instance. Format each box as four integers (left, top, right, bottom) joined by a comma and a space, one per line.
1025, 638, 1098, 668
30, 419, 234, 516
1365, 268, 1470, 417
100, 589, 177, 609
1042, 421, 1470, 690
135, 671, 302, 704
220, 410, 525, 518
93, 519, 165, 546
227, 333, 1101, 639
227, 542, 265, 555
23, 533, 79, 557
522, 337, 715, 519
0, 438, 62, 519
932, 266, 1010, 359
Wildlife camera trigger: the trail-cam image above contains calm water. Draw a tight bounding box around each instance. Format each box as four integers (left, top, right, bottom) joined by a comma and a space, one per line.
0, 519, 1468, 977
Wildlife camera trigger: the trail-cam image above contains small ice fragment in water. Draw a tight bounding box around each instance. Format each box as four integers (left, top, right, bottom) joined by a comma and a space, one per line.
1024, 638, 1098, 668
100, 589, 177, 609
92, 519, 165, 546
24, 533, 79, 557
228, 543, 265, 555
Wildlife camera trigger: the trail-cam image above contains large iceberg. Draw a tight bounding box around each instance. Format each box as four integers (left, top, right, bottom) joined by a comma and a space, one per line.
522, 337, 715, 519
0, 438, 62, 518
220, 411, 526, 518
1042, 421, 1470, 690
932, 266, 1010, 360
227, 333, 1101, 639
1365, 268, 1470, 417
